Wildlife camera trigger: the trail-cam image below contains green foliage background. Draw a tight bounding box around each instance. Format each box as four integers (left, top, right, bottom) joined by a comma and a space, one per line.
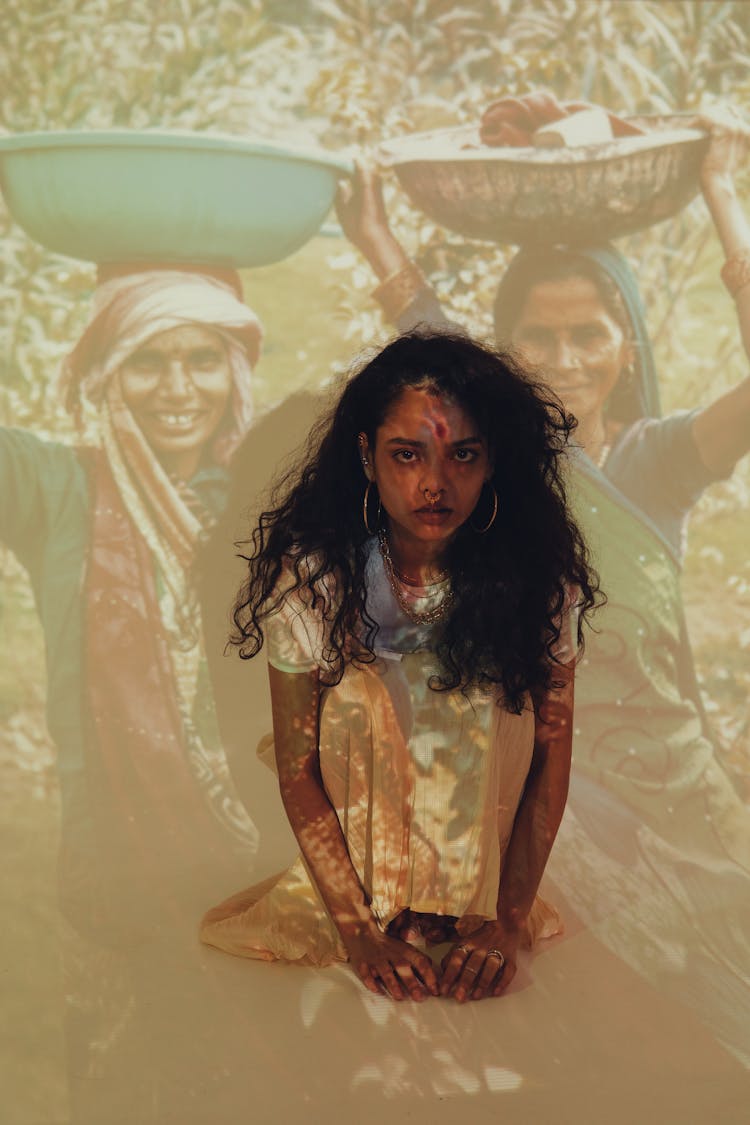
1, 4, 749, 1117
1, 0, 748, 762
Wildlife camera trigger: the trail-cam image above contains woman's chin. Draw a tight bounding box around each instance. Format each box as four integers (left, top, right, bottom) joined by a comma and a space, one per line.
139, 427, 220, 478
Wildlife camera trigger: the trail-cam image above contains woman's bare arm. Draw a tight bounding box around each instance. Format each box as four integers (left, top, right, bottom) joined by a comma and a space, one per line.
269, 664, 438, 1000
691, 108, 750, 477
440, 662, 575, 1002
335, 161, 411, 280
495, 665, 574, 933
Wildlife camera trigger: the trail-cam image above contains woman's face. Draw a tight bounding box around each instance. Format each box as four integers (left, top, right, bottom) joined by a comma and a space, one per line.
510, 276, 632, 428
119, 325, 232, 477
361, 386, 491, 548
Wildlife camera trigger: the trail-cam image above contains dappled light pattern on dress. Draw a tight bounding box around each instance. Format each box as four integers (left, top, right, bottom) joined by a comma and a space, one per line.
201, 542, 572, 962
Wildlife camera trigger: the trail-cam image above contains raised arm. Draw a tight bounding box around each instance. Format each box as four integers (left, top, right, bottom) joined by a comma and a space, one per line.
336, 160, 412, 281
440, 662, 575, 1002
268, 663, 438, 1000
336, 162, 449, 329
691, 107, 750, 477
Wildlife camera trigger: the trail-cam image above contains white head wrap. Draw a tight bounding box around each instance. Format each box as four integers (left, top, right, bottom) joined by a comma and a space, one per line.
61, 269, 263, 463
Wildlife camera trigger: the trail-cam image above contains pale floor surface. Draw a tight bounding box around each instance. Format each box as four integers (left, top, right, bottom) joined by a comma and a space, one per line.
9, 917, 750, 1125
4, 785, 749, 1125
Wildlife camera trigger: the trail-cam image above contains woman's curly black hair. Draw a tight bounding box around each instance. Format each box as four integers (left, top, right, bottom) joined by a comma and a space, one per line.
231, 328, 601, 712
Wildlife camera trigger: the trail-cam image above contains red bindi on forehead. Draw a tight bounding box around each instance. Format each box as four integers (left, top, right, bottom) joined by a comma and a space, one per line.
422, 396, 451, 440
381, 385, 478, 445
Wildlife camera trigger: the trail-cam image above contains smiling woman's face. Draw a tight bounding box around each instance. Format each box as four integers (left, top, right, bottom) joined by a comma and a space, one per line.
119, 324, 232, 478
511, 275, 632, 430
360, 386, 491, 551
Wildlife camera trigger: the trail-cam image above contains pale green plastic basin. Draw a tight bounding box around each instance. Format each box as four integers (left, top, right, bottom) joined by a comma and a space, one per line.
0, 129, 353, 267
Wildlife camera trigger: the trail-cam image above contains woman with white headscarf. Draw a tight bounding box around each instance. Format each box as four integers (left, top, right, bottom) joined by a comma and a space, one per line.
1, 265, 264, 942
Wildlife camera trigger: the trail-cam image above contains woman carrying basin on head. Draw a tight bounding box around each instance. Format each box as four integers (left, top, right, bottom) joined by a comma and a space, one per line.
335, 107, 750, 839
1, 263, 273, 1115
334, 104, 750, 1058
201, 329, 599, 1002
1, 265, 264, 938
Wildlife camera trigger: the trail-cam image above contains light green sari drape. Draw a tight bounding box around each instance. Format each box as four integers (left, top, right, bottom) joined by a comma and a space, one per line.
570, 457, 747, 870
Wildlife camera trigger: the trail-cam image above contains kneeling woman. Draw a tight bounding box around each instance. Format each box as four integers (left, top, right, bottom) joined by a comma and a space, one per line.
201, 330, 598, 1002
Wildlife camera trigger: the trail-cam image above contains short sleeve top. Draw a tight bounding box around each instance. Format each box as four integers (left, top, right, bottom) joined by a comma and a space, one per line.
263, 557, 335, 674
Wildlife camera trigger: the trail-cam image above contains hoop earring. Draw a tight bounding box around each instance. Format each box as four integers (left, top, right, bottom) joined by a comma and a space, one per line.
363, 481, 382, 535
471, 483, 498, 534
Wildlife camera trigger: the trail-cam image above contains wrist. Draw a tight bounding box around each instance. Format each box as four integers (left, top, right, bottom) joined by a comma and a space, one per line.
720, 249, 750, 300
358, 235, 412, 281
701, 172, 738, 203
486, 915, 523, 943
371, 260, 430, 321
334, 911, 381, 943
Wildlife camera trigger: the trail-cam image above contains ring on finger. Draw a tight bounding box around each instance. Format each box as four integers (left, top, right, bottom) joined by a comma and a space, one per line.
486, 948, 506, 968
455, 944, 471, 955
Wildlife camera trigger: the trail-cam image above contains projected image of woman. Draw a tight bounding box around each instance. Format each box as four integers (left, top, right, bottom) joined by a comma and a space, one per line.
201, 330, 599, 1001
1, 267, 264, 941
334, 106, 750, 1057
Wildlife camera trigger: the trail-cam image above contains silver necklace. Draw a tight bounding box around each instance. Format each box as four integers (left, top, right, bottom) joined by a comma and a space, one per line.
378, 529, 453, 625
391, 560, 449, 586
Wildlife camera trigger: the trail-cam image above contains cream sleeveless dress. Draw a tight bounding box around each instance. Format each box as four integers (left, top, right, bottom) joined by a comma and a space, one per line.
200, 540, 575, 965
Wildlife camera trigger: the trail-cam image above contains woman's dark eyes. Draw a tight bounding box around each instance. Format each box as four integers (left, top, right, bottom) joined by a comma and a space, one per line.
124, 349, 222, 376
127, 353, 162, 373
392, 449, 478, 463
190, 349, 223, 367
519, 327, 606, 347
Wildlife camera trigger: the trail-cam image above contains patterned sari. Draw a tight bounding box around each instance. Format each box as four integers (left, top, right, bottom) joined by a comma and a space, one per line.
58, 268, 264, 942
543, 455, 750, 1065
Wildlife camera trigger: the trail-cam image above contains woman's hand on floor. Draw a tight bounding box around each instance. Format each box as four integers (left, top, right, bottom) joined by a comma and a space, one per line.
440, 922, 520, 1002
343, 920, 439, 1001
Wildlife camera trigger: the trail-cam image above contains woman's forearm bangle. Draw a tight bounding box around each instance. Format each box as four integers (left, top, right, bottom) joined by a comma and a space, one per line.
372, 261, 430, 322
720, 250, 750, 298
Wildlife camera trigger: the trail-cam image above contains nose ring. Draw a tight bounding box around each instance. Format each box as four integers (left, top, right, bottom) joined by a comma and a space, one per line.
423, 488, 442, 505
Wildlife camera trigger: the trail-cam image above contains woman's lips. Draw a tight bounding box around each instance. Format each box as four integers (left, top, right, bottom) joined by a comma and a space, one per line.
150, 409, 208, 432
550, 381, 595, 399
414, 507, 452, 524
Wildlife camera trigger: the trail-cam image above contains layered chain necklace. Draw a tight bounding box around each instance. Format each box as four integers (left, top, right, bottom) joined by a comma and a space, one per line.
378, 529, 454, 624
